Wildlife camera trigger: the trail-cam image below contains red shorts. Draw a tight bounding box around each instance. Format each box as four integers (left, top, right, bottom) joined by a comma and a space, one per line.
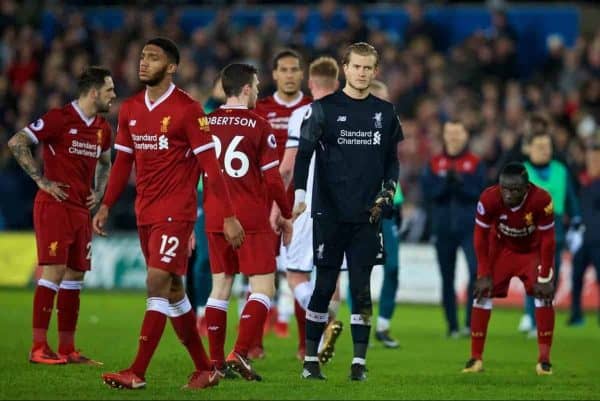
491, 246, 540, 297
33, 201, 92, 271
138, 221, 194, 276
207, 232, 276, 276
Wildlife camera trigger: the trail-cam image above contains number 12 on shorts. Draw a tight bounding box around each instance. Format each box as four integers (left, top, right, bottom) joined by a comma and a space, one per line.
159, 235, 179, 263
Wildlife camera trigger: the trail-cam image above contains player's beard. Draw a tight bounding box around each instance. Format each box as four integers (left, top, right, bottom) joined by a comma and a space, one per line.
140, 65, 168, 87
95, 98, 111, 113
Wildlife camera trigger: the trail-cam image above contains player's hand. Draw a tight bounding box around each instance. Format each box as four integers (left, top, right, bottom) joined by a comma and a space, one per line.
86, 189, 101, 210
369, 183, 395, 224
270, 202, 282, 234
223, 216, 245, 249
36, 177, 69, 202
188, 231, 196, 257
277, 216, 293, 246
92, 204, 110, 237
292, 202, 307, 222
473, 276, 493, 303
533, 281, 555, 302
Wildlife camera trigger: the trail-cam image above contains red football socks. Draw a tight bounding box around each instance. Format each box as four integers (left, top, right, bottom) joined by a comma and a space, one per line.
234, 293, 270, 357
294, 299, 306, 351
535, 305, 555, 363
170, 307, 211, 371
57, 281, 83, 355
129, 298, 169, 378
205, 298, 228, 367
470, 306, 491, 360
32, 280, 59, 347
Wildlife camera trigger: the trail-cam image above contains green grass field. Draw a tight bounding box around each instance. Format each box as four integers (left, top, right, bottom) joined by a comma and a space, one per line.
1, 288, 599, 400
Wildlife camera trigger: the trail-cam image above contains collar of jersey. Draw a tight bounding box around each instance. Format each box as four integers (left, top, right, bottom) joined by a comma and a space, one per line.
220, 105, 248, 109
273, 91, 304, 108
70, 100, 96, 127
145, 83, 176, 112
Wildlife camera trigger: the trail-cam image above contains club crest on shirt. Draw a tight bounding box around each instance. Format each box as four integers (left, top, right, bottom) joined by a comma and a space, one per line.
49, 241, 58, 257
197, 116, 210, 132
373, 112, 382, 128
544, 201, 553, 216
160, 116, 171, 133
524, 212, 533, 226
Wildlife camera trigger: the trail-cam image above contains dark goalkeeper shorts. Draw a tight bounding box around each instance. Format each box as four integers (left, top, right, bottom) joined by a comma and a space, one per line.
313, 218, 383, 268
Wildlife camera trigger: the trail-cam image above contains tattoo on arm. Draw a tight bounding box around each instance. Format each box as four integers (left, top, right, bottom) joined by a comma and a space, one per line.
95, 151, 112, 195
7, 131, 42, 183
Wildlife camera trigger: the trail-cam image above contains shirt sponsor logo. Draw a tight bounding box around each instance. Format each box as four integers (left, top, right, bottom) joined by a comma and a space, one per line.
158, 135, 169, 150
69, 139, 101, 158
197, 116, 210, 132
498, 222, 535, 237
337, 129, 381, 146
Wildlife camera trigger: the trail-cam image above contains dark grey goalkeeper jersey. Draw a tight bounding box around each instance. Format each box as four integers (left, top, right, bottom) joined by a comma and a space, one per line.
293, 90, 403, 223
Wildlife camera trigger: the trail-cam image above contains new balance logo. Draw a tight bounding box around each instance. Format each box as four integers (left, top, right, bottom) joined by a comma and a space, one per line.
267, 112, 276, 118
500, 214, 508, 220
241, 314, 251, 319
160, 255, 172, 263
337, 115, 347, 122
69, 128, 78, 135
158, 135, 169, 150
208, 326, 220, 331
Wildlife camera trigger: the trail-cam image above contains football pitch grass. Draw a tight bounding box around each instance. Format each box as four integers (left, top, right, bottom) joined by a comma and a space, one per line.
1, 289, 599, 400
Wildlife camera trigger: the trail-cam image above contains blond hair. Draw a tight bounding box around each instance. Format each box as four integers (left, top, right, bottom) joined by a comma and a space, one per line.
309, 56, 339, 88
342, 42, 379, 67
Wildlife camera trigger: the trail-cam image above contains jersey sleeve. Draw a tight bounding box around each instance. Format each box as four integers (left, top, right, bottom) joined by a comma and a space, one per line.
294, 102, 324, 192
259, 122, 280, 172
475, 189, 496, 229
384, 109, 402, 184
22, 109, 63, 144
184, 101, 215, 156
101, 121, 113, 152
534, 191, 555, 231
285, 106, 305, 149
114, 103, 134, 154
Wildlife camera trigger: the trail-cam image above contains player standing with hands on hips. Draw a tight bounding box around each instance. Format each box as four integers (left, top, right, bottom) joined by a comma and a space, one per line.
293, 42, 403, 381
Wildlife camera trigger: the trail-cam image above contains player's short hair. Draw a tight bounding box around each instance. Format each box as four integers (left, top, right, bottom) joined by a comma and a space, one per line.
500, 162, 529, 183
220, 63, 258, 98
145, 37, 180, 65
309, 56, 339, 82
77, 66, 112, 96
342, 42, 379, 67
272, 48, 302, 70
526, 113, 551, 144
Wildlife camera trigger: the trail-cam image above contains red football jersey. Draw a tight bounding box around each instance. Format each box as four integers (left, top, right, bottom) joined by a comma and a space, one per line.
254, 91, 311, 161
475, 184, 555, 253
203, 106, 280, 233
23, 101, 112, 211
114, 83, 214, 225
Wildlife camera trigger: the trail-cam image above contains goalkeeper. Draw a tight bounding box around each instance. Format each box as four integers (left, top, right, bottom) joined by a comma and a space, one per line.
292, 42, 404, 381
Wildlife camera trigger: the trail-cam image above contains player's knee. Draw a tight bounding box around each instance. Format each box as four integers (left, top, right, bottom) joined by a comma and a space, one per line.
209, 273, 234, 300
63, 267, 84, 282
473, 298, 493, 310
286, 271, 310, 289
145, 268, 172, 298
249, 277, 275, 299
41, 265, 67, 284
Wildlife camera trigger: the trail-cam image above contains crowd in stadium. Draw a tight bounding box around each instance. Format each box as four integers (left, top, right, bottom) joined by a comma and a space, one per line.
1, 0, 599, 235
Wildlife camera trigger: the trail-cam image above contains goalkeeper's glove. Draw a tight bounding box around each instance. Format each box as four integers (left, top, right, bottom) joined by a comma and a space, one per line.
369, 180, 396, 224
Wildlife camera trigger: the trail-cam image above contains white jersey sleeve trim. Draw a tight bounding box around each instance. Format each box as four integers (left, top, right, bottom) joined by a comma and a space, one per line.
260, 160, 279, 171
537, 222, 555, 231
114, 144, 133, 154
475, 218, 491, 228
22, 127, 39, 144
192, 142, 215, 155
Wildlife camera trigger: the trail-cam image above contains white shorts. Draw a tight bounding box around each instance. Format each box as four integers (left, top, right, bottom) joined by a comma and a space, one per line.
281, 211, 347, 273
